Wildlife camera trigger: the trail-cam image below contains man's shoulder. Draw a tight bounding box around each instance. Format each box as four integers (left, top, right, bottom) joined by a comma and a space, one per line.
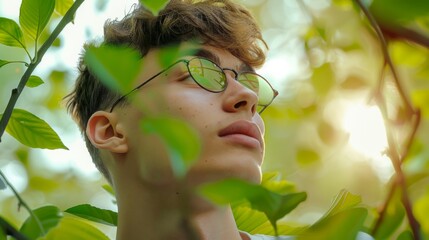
240, 231, 294, 240
240, 231, 374, 240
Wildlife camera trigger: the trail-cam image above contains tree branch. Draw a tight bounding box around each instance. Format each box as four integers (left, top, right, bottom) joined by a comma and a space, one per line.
0, 0, 85, 142
354, 1, 422, 239
0, 216, 30, 240
0, 170, 44, 235
380, 23, 429, 49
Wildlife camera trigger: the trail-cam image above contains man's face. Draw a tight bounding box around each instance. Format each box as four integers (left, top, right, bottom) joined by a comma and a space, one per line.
115, 45, 265, 186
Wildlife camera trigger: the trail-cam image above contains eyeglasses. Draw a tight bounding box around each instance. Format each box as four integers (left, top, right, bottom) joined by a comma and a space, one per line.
109, 57, 278, 113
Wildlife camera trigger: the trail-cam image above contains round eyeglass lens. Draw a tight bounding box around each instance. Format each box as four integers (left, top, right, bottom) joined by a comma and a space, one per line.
238, 73, 273, 106
188, 58, 226, 92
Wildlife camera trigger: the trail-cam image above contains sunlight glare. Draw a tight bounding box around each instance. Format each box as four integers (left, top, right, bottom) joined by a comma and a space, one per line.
342, 104, 388, 159
342, 103, 394, 182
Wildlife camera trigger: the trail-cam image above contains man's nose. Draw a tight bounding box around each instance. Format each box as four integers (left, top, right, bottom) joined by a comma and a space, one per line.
221, 69, 258, 115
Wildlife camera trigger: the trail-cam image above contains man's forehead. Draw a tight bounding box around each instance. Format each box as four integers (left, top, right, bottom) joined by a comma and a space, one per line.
192, 48, 254, 72
148, 43, 254, 72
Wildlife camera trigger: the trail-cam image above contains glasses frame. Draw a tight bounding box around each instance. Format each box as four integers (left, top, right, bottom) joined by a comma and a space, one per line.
109, 57, 278, 113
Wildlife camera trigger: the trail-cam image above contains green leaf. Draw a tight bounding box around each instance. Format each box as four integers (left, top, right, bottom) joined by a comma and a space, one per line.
139, 0, 169, 15
322, 189, 362, 219
0, 224, 5, 240
0, 59, 11, 68
0, 17, 26, 48
84, 44, 142, 94
141, 116, 201, 178
370, 0, 429, 24
397, 230, 414, 240
375, 197, 405, 239
19, 0, 55, 40
55, 0, 74, 16
199, 178, 307, 235
26, 75, 44, 88
299, 208, 368, 240
296, 147, 320, 166
20, 205, 63, 239
40, 215, 110, 240
157, 43, 198, 69
261, 172, 296, 195
65, 204, 118, 226
102, 184, 115, 197
233, 204, 307, 235
2, 108, 68, 149
415, 189, 429, 239
311, 63, 335, 97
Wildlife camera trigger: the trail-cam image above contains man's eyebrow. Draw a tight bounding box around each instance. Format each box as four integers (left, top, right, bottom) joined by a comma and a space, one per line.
192, 49, 221, 65
191, 48, 255, 72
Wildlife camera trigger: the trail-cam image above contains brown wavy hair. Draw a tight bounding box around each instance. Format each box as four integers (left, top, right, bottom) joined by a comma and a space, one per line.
65, 0, 267, 184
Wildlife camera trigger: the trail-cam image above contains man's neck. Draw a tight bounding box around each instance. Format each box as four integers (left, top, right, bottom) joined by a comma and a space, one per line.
115, 179, 243, 240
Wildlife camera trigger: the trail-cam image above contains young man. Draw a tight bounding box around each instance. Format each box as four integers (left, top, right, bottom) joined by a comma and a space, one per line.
66, 0, 280, 239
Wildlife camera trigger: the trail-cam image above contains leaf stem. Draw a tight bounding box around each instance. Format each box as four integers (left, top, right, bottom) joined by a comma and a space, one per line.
0, 60, 29, 67
0, 170, 44, 235
23, 47, 32, 62
0, 0, 85, 142
354, 1, 422, 239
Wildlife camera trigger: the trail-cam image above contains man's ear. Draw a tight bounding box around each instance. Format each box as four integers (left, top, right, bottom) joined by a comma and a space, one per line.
86, 111, 128, 153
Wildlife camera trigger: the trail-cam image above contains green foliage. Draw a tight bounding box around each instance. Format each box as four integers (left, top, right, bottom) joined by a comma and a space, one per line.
157, 43, 198, 68
139, 0, 169, 15
310, 63, 335, 97
19, 0, 55, 41
1, 109, 68, 150
397, 230, 415, 240
0, 227, 5, 240
20, 206, 62, 239
233, 205, 306, 236
1, 0, 429, 239
295, 190, 368, 239
321, 189, 362, 218
65, 204, 118, 227
232, 173, 306, 235
84, 44, 142, 94
141, 116, 201, 178
40, 216, 110, 240
261, 172, 296, 194
296, 147, 320, 166
0, 59, 9, 68
370, 0, 429, 24
26, 75, 44, 88
55, 0, 75, 16
299, 208, 368, 240
0, 17, 26, 48
199, 178, 307, 235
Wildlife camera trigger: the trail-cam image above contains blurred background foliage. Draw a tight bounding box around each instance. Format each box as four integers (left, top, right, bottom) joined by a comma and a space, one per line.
0, 0, 428, 239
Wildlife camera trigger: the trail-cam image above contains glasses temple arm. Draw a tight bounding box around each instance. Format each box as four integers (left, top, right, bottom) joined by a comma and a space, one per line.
109, 59, 186, 112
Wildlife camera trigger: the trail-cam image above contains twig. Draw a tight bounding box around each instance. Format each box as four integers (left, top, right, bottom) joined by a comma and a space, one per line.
379, 23, 429, 49
354, 1, 422, 239
0, 216, 30, 240
0, 0, 85, 142
354, 0, 413, 114
0, 170, 44, 235
371, 176, 397, 236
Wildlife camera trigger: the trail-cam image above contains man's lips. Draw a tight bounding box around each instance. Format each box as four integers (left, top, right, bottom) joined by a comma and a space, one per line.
218, 120, 263, 148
